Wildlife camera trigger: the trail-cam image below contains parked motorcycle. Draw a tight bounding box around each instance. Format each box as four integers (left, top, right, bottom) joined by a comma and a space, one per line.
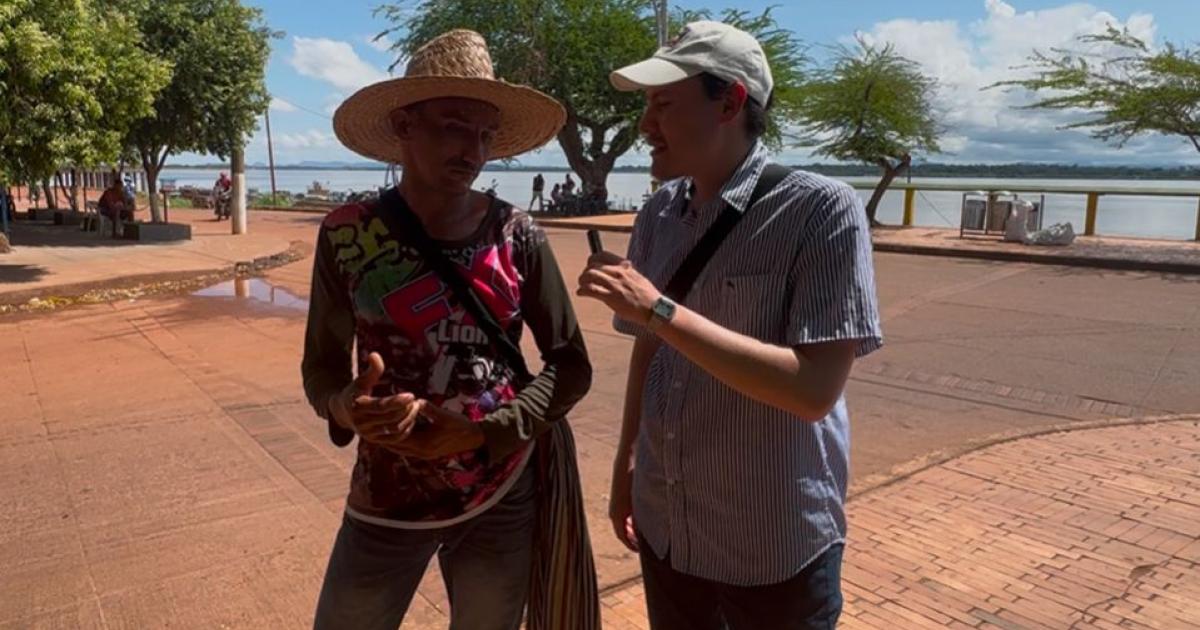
213, 187, 232, 220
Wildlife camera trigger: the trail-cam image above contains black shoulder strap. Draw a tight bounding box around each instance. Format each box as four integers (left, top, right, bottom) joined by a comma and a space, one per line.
663, 163, 791, 303
372, 188, 534, 383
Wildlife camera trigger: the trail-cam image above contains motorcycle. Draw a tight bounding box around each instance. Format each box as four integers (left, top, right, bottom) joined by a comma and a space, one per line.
213, 187, 232, 220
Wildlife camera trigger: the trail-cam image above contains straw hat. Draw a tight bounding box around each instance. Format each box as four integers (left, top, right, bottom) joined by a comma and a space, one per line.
333, 30, 566, 165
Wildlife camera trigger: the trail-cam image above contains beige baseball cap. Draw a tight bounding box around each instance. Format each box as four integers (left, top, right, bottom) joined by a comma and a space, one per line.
611, 20, 773, 105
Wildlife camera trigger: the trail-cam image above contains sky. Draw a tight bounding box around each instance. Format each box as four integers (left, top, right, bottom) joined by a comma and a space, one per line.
173, 0, 1200, 168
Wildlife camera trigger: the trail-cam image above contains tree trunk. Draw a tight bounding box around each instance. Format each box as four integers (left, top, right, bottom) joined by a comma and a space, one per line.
141, 146, 169, 223
576, 162, 610, 196
146, 165, 162, 223
54, 174, 71, 210
41, 178, 56, 210
864, 169, 897, 227
554, 108, 639, 214
69, 168, 81, 212
864, 154, 912, 226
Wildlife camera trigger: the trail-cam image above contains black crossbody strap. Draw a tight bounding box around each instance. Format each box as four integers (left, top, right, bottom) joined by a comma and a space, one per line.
663, 163, 791, 303
372, 188, 533, 384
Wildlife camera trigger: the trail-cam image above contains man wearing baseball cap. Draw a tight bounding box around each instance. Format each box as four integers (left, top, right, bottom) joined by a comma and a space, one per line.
579, 21, 882, 629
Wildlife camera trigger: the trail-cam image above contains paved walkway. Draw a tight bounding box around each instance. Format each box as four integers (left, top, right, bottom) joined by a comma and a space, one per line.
538, 214, 1200, 274
601, 418, 1200, 630
2, 218, 1197, 628
0, 209, 314, 306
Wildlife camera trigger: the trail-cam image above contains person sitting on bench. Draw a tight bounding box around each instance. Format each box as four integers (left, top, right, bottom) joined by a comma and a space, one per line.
97, 174, 132, 235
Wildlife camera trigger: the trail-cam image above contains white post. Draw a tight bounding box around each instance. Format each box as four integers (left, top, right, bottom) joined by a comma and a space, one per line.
231, 146, 247, 235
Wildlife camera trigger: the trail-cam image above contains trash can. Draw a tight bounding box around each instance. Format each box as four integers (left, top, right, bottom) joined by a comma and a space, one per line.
1004, 200, 1035, 242
987, 200, 1012, 231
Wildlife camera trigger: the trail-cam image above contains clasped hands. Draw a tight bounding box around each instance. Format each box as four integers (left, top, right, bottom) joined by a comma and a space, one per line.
330, 352, 484, 459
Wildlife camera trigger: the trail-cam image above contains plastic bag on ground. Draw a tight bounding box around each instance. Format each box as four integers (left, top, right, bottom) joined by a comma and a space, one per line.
1023, 222, 1076, 246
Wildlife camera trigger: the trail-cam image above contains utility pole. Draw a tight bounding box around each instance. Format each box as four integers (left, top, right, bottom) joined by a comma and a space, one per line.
265, 108, 278, 206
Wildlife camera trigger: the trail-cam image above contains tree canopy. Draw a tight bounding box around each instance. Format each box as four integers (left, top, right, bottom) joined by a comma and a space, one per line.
377, 1, 808, 199
125, 0, 275, 221
993, 26, 1200, 155
0, 0, 169, 187
795, 38, 943, 224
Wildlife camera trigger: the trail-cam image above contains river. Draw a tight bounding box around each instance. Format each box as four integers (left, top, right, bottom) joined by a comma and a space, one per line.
158, 168, 1200, 241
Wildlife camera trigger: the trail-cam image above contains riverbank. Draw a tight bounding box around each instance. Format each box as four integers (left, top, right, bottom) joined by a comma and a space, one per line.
537, 214, 1200, 275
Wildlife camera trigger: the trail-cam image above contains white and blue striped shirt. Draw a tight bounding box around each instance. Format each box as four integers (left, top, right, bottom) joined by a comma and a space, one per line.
614, 142, 883, 586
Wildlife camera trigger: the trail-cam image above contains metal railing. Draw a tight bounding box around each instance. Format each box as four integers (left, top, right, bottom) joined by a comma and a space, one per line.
848, 181, 1200, 241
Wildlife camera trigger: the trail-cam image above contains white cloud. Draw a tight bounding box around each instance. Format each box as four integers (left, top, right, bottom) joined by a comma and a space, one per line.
363, 34, 393, 53
855, 1, 1189, 164
322, 92, 346, 116
275, 129, 339, 150
270, 97, 297, 113
289, 37, 389, 93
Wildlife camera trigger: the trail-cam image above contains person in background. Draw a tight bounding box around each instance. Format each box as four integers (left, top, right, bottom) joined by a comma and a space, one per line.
579, 21, 882, 630
550, 183, 563, 209
563, 173, 576, 196
214, 172, 232, 195
97, 172, 132, 235
529, 172, 546, 212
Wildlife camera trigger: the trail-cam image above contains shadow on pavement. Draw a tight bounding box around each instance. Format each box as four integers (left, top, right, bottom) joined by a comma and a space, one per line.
0, 263, 49, 284
6, 221, 138, 248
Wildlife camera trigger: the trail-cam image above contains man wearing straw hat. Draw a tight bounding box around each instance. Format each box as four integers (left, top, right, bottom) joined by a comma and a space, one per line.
302, 29, 599, 630
579, 21, 882, 629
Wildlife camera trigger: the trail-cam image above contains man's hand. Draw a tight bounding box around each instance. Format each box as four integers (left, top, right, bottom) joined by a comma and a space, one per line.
329, 352, 424, 450
388, 403, 486, 460
576, 251, 660, 325
609, 454, 639, 552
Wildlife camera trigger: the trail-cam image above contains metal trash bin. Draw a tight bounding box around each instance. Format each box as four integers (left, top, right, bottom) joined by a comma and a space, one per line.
1004, 200, 1035, 242
987, 200, 1012, 231
960, 191, 988, 235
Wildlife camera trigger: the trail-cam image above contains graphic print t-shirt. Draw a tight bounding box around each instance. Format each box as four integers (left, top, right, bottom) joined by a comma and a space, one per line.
313, 199, 546, 526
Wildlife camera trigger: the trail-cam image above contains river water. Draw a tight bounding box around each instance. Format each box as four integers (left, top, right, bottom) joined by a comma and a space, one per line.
159, 168, 1200, 241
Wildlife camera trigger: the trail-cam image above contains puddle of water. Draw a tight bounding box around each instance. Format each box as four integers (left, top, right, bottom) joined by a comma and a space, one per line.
192, 277, 309, 311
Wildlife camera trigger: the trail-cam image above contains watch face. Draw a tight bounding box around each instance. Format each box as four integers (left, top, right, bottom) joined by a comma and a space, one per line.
653, 298, 676, 320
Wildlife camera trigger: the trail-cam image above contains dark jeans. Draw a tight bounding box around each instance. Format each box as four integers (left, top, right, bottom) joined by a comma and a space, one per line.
313, 466, 536, 630
638, 533, 844, 630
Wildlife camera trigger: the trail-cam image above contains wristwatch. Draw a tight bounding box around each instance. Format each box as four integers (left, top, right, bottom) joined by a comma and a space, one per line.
646, 296, 677, 332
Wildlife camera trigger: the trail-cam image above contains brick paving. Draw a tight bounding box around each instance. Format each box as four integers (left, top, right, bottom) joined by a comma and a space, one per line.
841, 418, 1200, 630
2, 212, 1197, 628
600, 418, 1200, 630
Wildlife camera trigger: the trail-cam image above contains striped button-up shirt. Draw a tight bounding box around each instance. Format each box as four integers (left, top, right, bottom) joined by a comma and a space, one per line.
614, 142, 882, 586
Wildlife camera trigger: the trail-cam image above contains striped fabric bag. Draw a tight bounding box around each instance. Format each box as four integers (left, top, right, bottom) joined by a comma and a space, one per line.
527, 420, 601, 630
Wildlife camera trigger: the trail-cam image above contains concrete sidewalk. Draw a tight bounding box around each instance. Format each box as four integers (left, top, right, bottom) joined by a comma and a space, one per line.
537, 214, 1200, 275
0, 209, 321, 307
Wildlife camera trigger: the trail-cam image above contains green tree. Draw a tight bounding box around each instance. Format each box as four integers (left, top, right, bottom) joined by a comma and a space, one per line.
124, 0, 274, 222
796, 38, 942, 225
0, 0, 169, 209
992, 26, 1200, 155
377, 1, 807, 199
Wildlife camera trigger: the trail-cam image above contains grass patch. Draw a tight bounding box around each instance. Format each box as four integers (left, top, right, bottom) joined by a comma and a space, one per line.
250, 194, 294, 208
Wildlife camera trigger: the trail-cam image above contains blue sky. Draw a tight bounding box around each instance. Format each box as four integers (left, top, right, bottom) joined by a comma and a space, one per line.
175, 0, 1200, 167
